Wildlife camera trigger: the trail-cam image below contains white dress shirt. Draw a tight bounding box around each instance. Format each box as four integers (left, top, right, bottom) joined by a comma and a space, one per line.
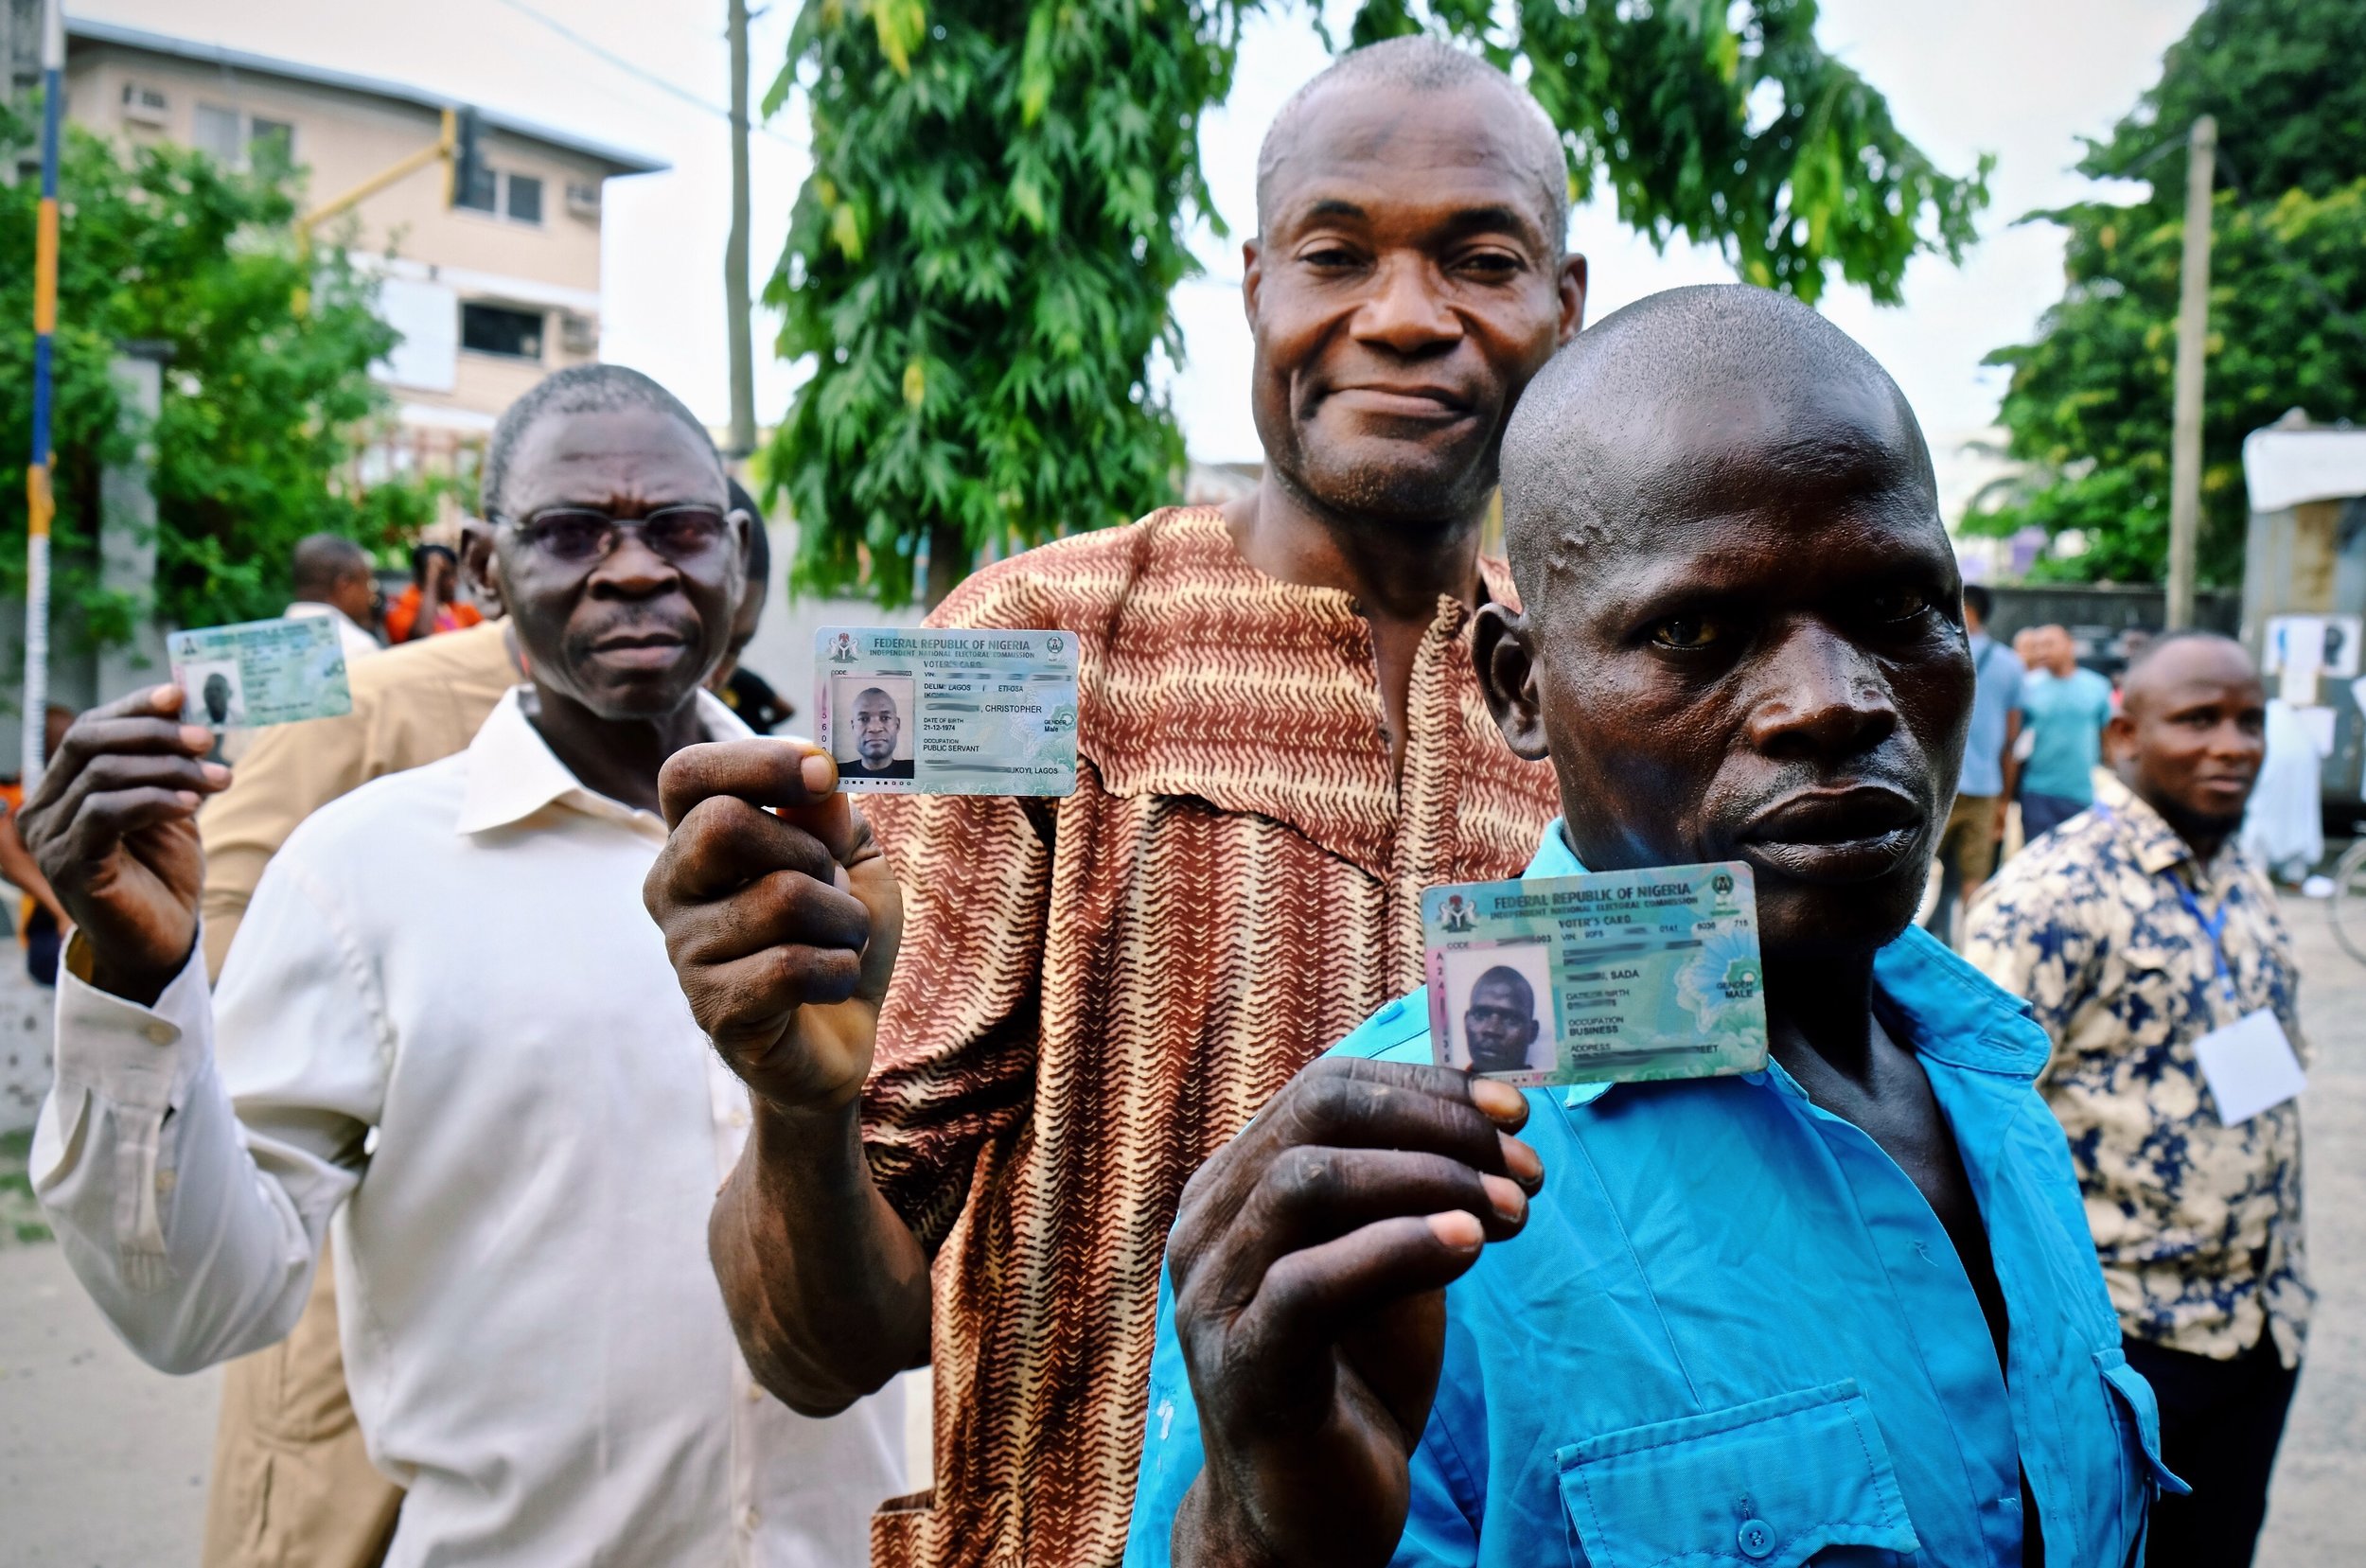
283, 598, 385, 664
33, 687, 903, 1566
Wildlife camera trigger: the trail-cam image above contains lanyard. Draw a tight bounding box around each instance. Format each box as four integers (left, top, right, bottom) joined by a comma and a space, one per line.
2173, 880, 2242, 1005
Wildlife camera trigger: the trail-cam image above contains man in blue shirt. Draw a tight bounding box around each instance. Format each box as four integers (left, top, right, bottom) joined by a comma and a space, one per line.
1929, 584, 2022, 947
2018, 625, 2114, 841
1125, 287, 2177, 1568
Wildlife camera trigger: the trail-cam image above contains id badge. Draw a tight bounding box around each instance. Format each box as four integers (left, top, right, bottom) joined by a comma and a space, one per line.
2192, 1008, 2306, 1126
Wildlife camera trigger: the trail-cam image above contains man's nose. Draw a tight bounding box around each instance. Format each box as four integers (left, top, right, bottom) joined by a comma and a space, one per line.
589, 532, 679, 595
1743, 623, 1900, 761
1351, 255, 1462, 357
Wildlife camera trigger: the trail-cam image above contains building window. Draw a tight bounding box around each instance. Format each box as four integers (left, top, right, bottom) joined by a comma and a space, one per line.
192, 103, 297, 170
193, 103, 240, 164
456, 167, 547, 227
461, 302, 545, 361
456, 159, 498, 213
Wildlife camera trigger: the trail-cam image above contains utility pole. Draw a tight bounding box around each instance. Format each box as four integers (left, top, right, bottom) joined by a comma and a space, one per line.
17, 0, 58, 784
724, 0, 757, 458
2165, 114, 2216, 631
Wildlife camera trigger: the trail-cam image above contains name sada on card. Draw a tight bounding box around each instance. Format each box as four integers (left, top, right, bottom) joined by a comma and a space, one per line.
1422, 861, 1770, 1088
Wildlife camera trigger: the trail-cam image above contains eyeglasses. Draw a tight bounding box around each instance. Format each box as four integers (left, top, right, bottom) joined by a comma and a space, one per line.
494, 505, 741, 567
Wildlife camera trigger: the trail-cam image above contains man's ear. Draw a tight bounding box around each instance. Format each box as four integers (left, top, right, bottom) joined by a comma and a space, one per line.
1557, 251, 1588, 345
1240, 237, 1263, 329
2103, 711, 2138, 767
460, 520, 503, 617
1474, 601, 1550, 763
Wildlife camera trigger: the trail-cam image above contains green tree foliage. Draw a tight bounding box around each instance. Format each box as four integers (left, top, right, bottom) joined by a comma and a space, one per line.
1966, 0, 2366, 585
0, 112, 402, 647
769, 0, 1988, 607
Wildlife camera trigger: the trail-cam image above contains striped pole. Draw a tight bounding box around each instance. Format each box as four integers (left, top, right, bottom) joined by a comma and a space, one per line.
19, 0, 60, 785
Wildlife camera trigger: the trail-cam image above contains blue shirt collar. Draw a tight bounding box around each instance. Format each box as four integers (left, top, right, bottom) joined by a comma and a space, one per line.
1525, 820, 2048, 1089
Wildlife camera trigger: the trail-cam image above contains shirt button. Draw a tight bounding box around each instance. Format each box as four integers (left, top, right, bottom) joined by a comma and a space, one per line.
143, 1022, 175, 1046
1737, 1518, 1775, 1559
728, 1107, 750, 1130
742, 1506, 760, 1533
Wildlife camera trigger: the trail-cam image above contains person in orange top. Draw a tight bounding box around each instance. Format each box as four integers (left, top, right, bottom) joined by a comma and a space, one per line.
383, 542, 486, 643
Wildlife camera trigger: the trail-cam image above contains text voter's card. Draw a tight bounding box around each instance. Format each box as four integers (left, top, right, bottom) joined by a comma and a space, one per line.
1422, 862, 1769, 1088
815, 627, 1079, 796
168, 615, 353, 731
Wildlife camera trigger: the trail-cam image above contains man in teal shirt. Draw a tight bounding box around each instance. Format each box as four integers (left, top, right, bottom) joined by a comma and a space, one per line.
1125, 288, 2178, 1567
2018, 625, 2115, 840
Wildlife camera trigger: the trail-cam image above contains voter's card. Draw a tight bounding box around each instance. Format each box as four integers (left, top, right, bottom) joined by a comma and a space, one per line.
814, 627, 1079, 796
1423, 862, 1769, 1087
168, 615, 353, 731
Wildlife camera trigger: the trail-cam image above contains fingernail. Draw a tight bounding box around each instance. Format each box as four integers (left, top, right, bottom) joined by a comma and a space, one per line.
1469, 1078, 1525, 1121
800, 752, 836, 793
202, 763, 231, 786
1499, 1134, 1543, 1187
153, 684, 181, 708
1480, 1173, 1526, 1223
1426, 1210, 1484, 1251
180, 725, 212, 749
175, 790, 199, 809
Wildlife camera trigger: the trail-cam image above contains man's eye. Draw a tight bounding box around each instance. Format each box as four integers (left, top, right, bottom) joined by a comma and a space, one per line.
1301, 245, 1360, 269
1457, 251, 1521, 277
1650, 616, 1723, 650
1868, 590, 1933, 623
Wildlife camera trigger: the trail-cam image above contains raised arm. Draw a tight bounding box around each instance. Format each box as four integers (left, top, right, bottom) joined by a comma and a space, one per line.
647, 739, 931, 1413
1157, 1059, 1539, 1568
22, 688, 375, 1371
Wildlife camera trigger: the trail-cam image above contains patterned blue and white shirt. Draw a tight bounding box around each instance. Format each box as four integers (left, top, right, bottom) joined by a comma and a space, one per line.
1966, 771, 2309, 1365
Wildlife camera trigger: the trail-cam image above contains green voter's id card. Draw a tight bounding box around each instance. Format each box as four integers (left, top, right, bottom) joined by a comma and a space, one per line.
815, 627, 1079, 796
1422, 862, 1769, 1087
168, 615, 354, 731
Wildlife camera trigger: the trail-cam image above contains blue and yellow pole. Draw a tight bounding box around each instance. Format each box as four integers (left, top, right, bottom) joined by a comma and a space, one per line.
19, 0, 61, 784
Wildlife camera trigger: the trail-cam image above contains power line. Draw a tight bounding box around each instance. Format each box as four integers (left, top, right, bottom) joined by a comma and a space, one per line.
487, 0, 808, 153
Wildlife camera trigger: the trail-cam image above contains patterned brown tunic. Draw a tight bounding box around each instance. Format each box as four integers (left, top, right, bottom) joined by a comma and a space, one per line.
859, 506, 1560, 1568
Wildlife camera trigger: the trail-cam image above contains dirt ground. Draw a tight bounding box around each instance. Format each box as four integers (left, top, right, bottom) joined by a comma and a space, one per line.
0, 892, 2359, 1565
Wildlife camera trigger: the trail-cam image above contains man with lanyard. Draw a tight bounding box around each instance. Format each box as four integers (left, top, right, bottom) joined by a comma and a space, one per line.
24, 365, 900, 1564
1125, 286, 2176, 1568
1928, 583, 2021, 946
1969, 632, 2304, 1567
646, 37, 1574, 1566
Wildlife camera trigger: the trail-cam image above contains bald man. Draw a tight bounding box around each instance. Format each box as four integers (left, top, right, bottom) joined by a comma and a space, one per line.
1459, 965, 1540, 1074
1969, 634, 2303, 1567
842, 685, 914, 779
286, 534, 385, 665
646, 37, 1578, 1566
1130, 286, 2175, 1567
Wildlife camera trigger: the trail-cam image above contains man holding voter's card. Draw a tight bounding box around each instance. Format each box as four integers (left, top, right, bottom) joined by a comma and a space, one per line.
645, 35, 1577, 1567
20, 364, 901, 1565
1125, 286, 2182, 1568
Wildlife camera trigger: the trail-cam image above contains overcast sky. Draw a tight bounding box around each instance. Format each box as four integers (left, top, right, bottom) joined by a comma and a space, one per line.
82, 0, 2205, 512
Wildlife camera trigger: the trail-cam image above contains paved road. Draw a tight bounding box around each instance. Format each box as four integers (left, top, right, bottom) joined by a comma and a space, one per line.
1, 894, 2360, 1563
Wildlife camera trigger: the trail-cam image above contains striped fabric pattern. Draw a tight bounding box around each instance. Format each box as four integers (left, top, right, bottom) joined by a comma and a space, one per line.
858, 507, 1559, 1567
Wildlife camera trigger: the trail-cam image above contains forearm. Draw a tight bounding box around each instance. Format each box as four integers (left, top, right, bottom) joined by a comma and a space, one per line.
712, 1096, 932, 1414
33, 947, 340, 1373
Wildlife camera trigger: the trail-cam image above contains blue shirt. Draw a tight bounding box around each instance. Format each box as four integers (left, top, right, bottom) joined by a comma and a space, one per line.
1126, 825, 2180, 1568
2019, 666, 2113, 803
1960, 634, 2024, 798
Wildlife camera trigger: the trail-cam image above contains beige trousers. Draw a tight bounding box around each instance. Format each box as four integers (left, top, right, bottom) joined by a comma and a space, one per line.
202, 1255, 402, 1568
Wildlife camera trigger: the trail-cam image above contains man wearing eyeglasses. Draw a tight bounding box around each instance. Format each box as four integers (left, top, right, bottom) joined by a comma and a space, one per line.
22, 364, 903, 1565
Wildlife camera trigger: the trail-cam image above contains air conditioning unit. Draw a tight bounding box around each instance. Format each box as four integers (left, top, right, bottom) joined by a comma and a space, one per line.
565, 181, 602, 219
121, 82, 169, 126
558, 311, 598, 356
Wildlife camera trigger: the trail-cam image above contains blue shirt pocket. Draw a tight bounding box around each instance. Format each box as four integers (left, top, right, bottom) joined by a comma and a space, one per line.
1553, 1381, 1919, 1568
2095, 1347, 2189, 1501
